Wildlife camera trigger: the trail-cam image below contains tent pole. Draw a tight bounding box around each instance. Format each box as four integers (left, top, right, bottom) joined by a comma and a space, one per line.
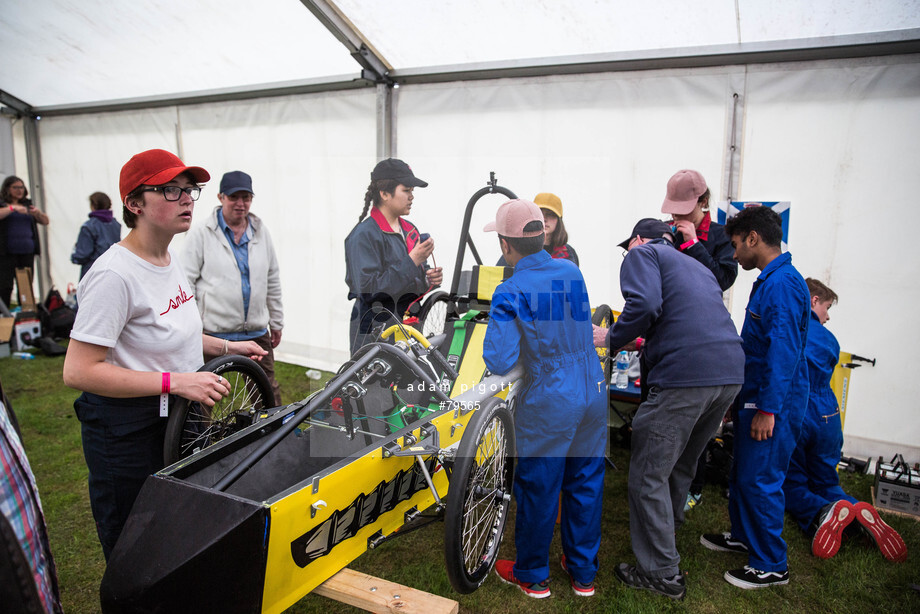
23, 117, 51, 303
377, 83, 396, 159
719, 71, 747, 315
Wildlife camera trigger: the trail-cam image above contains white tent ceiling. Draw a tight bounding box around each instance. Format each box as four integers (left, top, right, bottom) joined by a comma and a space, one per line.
2, 0, 919, 110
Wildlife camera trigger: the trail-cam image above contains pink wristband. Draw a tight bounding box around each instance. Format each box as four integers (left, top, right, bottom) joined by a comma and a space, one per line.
679, 239, 697, 250
162, 372, 171, 394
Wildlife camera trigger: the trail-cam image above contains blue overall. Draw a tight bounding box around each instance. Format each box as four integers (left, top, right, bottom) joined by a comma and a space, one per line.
483, 250, 607, 585
783, 311, 856, 531
728, 252, 810, 573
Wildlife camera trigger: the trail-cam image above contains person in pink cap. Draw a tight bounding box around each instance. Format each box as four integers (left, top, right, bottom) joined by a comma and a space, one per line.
62, 149, 265, 560
483, 199, 606, 599
661, 170, 737, 293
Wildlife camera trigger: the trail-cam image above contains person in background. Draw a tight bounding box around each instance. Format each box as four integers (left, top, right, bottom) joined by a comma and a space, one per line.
593, 218, 744, 601
661, 169, 739, 513
62, 149, 265, 560
783, 278, 906, 563
700, 205, 809, 590
497, 192, 579, 267
0, 176, 50, 308
345, 158, 442, 355
71, 191, 122, 280
484, 199, 606, 599
184, 171, 284, 406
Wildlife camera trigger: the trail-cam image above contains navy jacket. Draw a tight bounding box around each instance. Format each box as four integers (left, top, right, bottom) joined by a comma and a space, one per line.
676, 220, 738, 291
805, 310, 840, 416
71, 211, 122, 279
344, 208, 428, 353
483, 250, 606, 458
608, 239, 744, 389
739, 251, 810, 416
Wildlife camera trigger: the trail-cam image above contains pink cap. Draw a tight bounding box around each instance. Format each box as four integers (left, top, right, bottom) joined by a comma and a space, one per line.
484, 199, 544, 238
661, 169, 707, 215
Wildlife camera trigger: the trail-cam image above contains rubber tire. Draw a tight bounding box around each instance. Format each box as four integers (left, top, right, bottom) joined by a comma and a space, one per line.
444, 396, 515, 594
592, 304, 614, 382
163, 355, 274, 466
417, 291, 451, 338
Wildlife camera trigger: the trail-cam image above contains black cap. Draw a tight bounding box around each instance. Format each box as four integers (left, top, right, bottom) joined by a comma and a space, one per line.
370, 158, 428, 187
219, 170, 254, 195
618, 218, 675, 250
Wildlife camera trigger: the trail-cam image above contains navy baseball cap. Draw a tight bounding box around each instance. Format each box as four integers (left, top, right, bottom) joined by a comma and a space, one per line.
219, 170, 254, 195
370, 158, 428, 187
618, 218, 675, 250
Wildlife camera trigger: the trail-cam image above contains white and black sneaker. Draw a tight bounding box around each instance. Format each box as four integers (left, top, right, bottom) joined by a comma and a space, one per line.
724, 565, 789, 589
700, 532, 748, 553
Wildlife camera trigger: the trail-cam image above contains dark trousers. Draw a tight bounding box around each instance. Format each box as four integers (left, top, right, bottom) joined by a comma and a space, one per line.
75, 393, 166, 560
252, 331, 282, 406
0, 253, 35, 307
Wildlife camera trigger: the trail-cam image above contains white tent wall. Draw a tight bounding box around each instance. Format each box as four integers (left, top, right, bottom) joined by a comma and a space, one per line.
396, 57, 920, 463
736, 55, 920, 463
25, 54, 920, 462
36, 90, 377, 372
39, 107, 182, 298
395, 68, 733, 321
178, 91, 377, 370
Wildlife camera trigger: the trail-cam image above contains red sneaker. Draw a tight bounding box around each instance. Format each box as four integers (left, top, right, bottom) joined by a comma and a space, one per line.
853, 502, 907, 563
494, 559, 551, 598
812, 500, 855, 559
561, 554, 595, 596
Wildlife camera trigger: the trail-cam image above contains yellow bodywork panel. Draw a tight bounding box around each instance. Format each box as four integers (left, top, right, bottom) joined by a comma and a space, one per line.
261, 407, 476, 613
831, 351, 854, 431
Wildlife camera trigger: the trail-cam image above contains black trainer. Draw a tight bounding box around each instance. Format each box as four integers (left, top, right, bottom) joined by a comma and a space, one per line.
724, 565, 789, 589
614, 563, 685, 600
700, 532, 748, 553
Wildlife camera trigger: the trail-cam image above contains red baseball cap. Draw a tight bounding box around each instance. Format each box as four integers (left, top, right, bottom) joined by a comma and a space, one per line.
119, 149, 210, 204
484, 199, 544, 238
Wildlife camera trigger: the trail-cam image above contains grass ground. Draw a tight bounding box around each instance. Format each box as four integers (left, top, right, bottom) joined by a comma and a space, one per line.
2, 349, 918, 613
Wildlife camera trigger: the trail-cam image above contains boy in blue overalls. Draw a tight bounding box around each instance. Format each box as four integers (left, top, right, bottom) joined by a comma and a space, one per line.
482, 199, 607, 599
783, 278, 906, 562
700, 206, 810, 589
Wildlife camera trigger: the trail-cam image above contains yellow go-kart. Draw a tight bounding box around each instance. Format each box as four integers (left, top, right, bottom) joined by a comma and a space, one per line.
100, 175, 525, 614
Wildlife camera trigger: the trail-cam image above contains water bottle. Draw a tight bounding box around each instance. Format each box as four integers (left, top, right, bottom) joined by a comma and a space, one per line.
12, 352, 36, 360
305, 369, 322, 380
615, 350, 629, 389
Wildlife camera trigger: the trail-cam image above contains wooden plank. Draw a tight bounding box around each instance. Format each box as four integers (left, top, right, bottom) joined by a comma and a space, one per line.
314, 568, 459, 614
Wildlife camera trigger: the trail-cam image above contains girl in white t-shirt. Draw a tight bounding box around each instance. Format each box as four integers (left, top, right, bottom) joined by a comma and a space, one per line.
62, 149, 266, 560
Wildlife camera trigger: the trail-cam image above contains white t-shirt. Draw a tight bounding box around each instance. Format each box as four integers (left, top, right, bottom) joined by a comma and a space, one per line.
71, 244, 204, 374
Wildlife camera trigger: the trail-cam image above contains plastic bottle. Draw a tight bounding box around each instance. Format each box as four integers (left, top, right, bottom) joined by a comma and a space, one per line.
12, 352, 36, 360
615, 350, 629, 389
305, 369, 322, 380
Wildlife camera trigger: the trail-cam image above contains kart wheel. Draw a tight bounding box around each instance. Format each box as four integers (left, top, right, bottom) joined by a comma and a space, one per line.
444, 396, 515, 593
592, 304, 614, 382
163, 355, 275, 465
417, 291, 451, 338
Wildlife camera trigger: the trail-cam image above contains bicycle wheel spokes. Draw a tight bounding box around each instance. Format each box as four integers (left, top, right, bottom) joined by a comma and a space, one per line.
460, 417, 508, 573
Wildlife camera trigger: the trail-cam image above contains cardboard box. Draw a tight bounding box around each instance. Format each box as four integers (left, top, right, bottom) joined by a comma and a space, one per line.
0, 317, 13, 358
15, 267, 37, 311
874, 455, 920, 517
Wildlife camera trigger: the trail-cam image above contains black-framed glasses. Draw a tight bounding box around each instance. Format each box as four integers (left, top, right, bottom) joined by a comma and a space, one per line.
139, 186, 201, 201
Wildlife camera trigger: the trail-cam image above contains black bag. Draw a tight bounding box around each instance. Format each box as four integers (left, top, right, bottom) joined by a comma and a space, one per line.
40, 287, 76, 339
